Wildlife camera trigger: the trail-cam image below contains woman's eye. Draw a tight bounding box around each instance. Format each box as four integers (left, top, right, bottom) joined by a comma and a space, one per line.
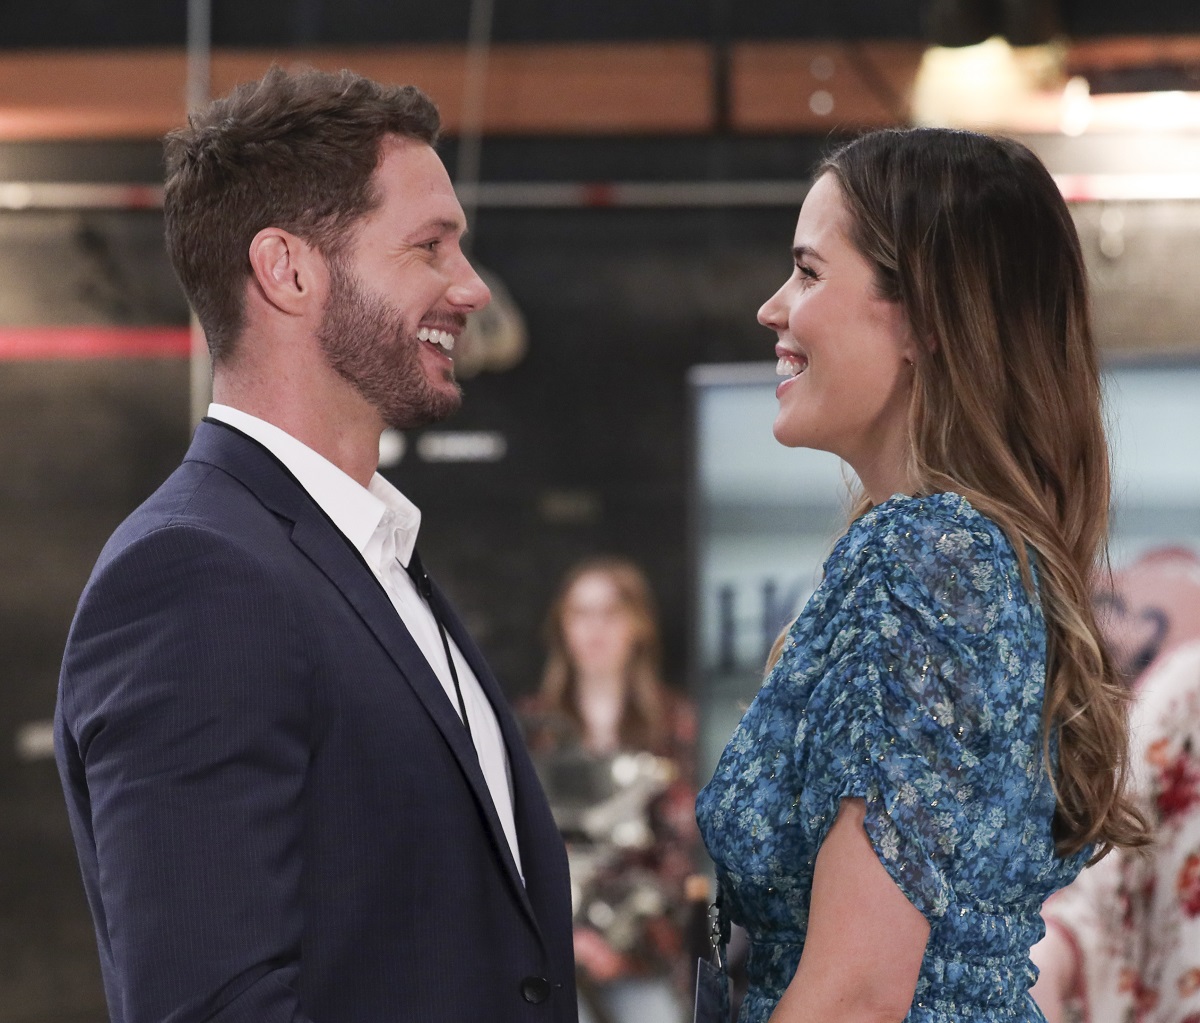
796, 263, 818, 281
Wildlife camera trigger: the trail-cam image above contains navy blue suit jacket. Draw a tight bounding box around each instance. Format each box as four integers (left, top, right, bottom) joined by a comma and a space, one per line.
55, 420, 577, 1023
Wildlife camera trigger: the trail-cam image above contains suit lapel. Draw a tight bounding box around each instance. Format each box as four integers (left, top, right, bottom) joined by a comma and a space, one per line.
291, 519, 541, 931
187, 422, 544, 939
428, 582, 563, 913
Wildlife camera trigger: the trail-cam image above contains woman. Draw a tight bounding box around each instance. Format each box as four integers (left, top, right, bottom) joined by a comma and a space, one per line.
1032, 550, 1200, 1023
523, 557, 699, 1023
695, 127, 1148, 1023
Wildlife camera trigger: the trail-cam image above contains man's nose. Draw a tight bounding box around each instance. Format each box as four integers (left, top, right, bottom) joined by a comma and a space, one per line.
450, 258, 492, 311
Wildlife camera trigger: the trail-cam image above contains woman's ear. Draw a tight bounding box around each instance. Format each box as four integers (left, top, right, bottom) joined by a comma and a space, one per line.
897, 324, 924, 369
247, 227, 324, 317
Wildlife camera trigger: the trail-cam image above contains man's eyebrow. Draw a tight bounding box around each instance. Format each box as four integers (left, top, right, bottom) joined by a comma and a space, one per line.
407, 217, 464, 239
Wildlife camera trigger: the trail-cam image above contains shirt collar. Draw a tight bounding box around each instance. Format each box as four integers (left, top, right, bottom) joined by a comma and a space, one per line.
206, 403, 421, 564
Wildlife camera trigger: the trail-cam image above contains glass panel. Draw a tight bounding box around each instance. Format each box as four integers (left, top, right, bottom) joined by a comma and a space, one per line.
690, 359, 1200, 779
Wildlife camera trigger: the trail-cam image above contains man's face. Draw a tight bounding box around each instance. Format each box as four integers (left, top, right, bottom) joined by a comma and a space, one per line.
316, 138, 490, 431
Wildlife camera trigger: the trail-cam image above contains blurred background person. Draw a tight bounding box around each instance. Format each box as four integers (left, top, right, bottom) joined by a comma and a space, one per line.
522, 557, 700, 1023
1095, 548, 1200, 685
1032, 547, 1200, 1023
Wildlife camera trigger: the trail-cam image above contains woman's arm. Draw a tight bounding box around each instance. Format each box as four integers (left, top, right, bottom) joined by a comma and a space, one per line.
769, 798, 930, 1023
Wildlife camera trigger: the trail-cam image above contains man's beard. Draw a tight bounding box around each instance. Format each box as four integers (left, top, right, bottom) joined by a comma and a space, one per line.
316, 256, 462, 431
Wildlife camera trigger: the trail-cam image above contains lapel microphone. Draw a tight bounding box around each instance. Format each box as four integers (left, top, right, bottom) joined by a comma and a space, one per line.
404, 549, 434, 602
402, 548, 473, 741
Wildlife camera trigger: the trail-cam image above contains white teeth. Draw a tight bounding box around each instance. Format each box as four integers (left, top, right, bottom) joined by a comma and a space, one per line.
776, 355, 806, 378
417, 327, 456, 352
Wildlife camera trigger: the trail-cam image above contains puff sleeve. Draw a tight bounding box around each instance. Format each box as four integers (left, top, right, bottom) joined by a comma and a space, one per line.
788, 507, 1043, 922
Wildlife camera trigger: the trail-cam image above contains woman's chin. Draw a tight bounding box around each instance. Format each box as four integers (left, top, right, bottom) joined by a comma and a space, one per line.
772, 416, 808, 448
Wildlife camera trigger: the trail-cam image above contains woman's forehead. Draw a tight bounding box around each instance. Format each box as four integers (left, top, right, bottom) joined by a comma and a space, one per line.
793, 173, 852, 252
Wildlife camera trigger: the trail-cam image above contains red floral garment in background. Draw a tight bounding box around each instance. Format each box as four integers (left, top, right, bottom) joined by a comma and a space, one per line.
1042, 641, 1200, 1023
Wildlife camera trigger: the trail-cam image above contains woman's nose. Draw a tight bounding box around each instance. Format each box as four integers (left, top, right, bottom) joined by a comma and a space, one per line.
757, 281, 788, 330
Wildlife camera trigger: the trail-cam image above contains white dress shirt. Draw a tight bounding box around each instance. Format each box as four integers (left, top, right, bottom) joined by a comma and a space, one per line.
207, 404, 523, 877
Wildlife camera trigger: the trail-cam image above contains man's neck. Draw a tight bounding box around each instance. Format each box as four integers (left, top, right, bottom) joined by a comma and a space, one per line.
212, 379, 382, 489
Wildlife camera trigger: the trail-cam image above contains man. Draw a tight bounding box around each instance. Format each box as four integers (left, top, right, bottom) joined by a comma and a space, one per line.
55, 67, 577, 1023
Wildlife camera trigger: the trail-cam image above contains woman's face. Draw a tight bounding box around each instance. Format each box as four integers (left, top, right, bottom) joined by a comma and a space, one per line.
758, 173, 917, 496
561, 572, 639, 679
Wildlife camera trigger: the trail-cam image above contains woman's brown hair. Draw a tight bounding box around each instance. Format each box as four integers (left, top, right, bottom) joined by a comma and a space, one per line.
789, 127, 1146, 859
539, 557, 670, 752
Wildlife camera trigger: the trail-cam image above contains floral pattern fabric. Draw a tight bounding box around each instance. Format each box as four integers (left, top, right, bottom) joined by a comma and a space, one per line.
1042, 641, 1200, 1023
696, 493, 1088, 1023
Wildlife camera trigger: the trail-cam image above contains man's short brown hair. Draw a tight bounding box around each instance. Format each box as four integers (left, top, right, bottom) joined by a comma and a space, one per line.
164, 66, 440, 362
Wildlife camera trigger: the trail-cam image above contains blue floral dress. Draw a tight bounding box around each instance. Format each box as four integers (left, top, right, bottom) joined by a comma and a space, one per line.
696, 493, 1089, 1023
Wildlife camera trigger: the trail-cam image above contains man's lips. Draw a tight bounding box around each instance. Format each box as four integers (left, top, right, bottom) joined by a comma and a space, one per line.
416, 314, 468, 355
416, 326, 456, 353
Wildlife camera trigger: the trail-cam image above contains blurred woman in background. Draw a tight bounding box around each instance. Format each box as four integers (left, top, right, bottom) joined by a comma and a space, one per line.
523, 557, 699, 1023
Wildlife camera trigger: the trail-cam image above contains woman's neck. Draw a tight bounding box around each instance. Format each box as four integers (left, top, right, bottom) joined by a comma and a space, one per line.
574, 671, 627, 753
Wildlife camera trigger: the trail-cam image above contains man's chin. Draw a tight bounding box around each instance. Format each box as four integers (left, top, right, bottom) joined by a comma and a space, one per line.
383, 386, 462, 432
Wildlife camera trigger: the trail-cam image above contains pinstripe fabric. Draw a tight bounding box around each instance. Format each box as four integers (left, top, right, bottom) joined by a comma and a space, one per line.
55, 420, 577, 1023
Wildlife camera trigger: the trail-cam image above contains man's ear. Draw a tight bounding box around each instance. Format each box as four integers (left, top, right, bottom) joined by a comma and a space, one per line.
247, 227, 324, 316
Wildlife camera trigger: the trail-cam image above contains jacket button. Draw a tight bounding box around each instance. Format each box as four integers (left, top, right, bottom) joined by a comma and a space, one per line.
520, 976, 551, 1004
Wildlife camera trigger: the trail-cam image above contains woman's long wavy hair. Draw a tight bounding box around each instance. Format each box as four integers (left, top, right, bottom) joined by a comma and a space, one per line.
539, 557, 670, 752
794, 127, 1146, 859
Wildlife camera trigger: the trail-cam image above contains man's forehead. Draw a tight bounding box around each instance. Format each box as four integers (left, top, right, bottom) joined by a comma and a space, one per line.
376, 135, 448, 180
372, 141, 466, 227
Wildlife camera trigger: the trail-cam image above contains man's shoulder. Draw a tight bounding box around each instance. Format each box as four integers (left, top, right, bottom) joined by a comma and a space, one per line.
98, 455, 279, 571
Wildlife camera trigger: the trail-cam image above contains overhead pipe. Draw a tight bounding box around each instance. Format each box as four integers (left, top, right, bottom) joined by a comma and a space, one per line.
5, 175, 1200, 211
186, 0, 212, 426
457, 0, 495, 243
